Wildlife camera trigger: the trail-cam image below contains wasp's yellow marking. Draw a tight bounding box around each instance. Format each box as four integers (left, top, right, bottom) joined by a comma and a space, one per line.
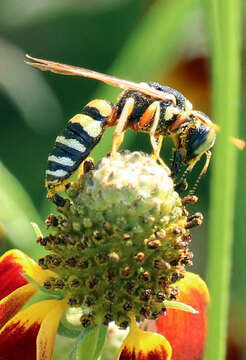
48, 155, 75, 166
56, 136, 87, 153
46, 177, 72, 198
164, 105, 180, 121
46, 169, 68, 178
184, 99, 193, 111
69, 114, 102, 138
87, 99, 113, 117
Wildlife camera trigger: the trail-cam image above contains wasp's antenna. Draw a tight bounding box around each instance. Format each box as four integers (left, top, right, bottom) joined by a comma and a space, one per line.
230, 136, 246, 150
190, 111, 221, 132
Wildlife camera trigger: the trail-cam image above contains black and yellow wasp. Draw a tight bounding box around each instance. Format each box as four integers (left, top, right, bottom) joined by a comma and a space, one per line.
26, 55, 217, 198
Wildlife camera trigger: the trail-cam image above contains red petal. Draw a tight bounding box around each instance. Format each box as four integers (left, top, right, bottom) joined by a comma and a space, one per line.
0, 250, 37, 300
0, 249, 55, 302
0, 320, 39, 360
156, 272, 209, 360
0, 299, 65, 360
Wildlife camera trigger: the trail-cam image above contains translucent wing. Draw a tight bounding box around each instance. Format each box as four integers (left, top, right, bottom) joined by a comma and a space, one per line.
25, 54, 176, 102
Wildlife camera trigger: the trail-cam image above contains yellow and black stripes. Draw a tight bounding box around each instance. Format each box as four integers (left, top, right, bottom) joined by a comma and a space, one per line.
46, 99, 113, 195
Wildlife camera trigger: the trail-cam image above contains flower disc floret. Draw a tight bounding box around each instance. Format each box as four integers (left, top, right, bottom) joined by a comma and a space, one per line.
39, 151, 194, 328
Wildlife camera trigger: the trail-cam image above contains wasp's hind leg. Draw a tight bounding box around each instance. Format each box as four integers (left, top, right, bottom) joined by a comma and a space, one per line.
111, 98, 135, 157
77, 157, 95, 182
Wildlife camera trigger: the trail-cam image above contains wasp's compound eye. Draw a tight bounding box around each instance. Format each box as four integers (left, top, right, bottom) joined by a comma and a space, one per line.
186, 124, 216, 160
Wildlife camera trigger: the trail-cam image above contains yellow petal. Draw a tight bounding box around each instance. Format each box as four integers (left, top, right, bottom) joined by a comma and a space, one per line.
116, 316, 172, 360
0, 283, 37, 329
37, 299, 68, 360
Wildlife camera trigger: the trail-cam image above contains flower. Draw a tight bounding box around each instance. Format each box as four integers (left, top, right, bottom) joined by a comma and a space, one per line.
0, 151, 209, 359
156, 272, 209, 360
0, 250, 209, 360
116, 314, 172, 360
0, 249, 68, 360
134, 272, 209, 360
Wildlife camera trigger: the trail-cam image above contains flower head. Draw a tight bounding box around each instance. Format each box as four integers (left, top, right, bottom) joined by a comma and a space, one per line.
0, 151, 208, 359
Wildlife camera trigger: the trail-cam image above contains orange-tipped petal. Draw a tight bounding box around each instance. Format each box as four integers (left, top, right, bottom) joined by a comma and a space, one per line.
156, 272, 209, 360
116, 316, 172, 360
0, 283, 37, 329
0, 299, 65, 360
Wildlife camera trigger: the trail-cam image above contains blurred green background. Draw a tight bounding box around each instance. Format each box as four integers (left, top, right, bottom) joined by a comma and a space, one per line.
0, 0, 245, 358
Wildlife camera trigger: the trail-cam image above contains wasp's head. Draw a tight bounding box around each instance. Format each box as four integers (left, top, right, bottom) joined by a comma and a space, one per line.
171, 111, 216, 178
183, 111, 216, 162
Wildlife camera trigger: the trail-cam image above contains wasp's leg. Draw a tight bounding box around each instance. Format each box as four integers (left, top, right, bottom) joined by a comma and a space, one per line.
156, 135, 164, 157
76, 157, 95, 182
135, 101, 169, 173
111, 97, 135, 156
174, 158, 197, 194
190, 150, 211, 195
170, 149, 183, 179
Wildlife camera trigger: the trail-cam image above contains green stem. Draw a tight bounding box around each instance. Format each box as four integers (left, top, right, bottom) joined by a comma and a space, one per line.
205, 0, 241, 359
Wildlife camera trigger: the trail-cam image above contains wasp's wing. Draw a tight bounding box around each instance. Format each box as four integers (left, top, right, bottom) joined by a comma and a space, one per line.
25, 54, 175, 102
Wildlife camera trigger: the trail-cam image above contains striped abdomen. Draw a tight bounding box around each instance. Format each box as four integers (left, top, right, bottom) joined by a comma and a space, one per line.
45, 99, 113, 194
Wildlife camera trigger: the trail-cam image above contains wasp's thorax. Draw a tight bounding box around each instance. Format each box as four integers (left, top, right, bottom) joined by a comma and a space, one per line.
115, 82, 188, 134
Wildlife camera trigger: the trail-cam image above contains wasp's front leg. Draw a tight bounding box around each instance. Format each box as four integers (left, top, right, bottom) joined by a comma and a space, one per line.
174, 158, 197, 194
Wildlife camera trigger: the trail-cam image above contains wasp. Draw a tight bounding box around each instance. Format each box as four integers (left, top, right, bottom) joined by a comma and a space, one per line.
26, 55, 218, 198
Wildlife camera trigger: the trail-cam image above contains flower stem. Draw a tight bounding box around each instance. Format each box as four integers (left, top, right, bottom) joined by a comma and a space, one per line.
205, 0, 241, 359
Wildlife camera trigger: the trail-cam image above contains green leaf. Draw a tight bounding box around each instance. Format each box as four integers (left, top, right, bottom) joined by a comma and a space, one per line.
22, 289, 60, 310
22, 273, 65, 299
67, 326, 96, 360
58, 321, 82, 339
67, 325, 107, 360
0, 39, 62, 134
0, 162, 45, 257
164, 300, 198, 314
92, 325, 107, 360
